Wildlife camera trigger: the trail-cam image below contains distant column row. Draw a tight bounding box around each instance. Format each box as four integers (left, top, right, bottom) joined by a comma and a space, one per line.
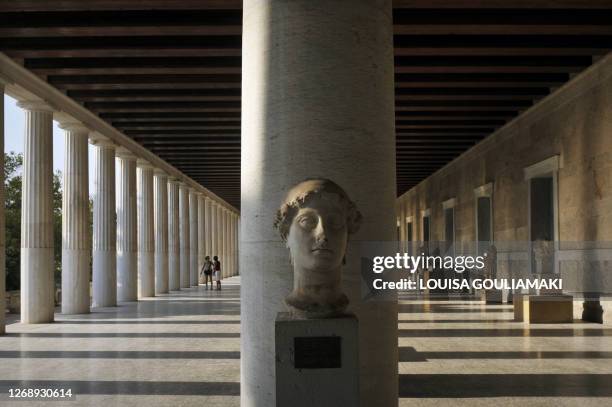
0, 92, 239, 330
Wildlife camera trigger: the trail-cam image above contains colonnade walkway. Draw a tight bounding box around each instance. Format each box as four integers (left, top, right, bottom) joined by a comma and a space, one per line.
1, 279, 611, 406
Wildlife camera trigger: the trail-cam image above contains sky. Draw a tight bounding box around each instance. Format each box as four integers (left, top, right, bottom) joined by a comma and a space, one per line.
4, 94, 96, 196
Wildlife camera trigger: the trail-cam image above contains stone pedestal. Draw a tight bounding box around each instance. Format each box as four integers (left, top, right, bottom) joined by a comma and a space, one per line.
275, 313, 359, 407
515, 294, 573, 323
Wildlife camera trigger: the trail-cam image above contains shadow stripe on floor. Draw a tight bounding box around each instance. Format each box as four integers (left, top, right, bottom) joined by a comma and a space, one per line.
399, 374, 612, 397
0, 351, 240, 359
0, 380, 239, 396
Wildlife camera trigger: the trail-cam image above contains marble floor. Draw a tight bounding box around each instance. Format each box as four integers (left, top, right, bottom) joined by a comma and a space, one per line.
1, 279, 611, 406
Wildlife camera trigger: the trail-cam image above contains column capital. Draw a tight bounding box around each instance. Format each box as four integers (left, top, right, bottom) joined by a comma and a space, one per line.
153, 168, 167, 177
116, 148, 137, 161
136, 158, 154, 169
17, 99, 54, 113
58, 120, 89, 135
0, 76, 10, 87
167, 176, 181, 185
89, 132, 116, 148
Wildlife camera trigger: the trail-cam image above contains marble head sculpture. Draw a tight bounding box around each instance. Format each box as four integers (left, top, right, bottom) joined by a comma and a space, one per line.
274, 178, 362, 318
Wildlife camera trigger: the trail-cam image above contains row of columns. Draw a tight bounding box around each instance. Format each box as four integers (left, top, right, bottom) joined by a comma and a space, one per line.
0, 86, 240, 329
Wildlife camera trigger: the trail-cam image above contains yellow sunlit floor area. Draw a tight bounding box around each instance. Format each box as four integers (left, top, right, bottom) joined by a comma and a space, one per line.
1, 279, 611, 406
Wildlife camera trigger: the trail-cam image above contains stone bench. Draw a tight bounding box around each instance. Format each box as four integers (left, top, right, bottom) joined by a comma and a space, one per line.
514, 294, 573, 323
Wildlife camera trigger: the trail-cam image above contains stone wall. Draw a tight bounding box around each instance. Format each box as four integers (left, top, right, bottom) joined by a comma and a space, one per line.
396, 53, 612, 323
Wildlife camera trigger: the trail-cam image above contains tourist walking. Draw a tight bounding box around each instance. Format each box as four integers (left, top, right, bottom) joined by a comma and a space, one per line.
200, 256, 214, 290
213, 256, 222, 290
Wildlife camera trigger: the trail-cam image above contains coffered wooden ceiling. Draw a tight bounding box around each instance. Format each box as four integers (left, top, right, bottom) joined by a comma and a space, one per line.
1, 0, 611, 208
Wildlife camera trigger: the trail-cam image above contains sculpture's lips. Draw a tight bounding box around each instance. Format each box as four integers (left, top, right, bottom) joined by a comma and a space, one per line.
311, 248, 333, 254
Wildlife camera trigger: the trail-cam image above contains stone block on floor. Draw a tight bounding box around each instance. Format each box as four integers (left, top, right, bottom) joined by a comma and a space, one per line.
515, 294, 574, 323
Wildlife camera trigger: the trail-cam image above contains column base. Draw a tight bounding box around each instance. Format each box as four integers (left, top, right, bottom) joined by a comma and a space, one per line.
20, 247, 55, 323
61, 249, 91, 314
168, 252, 180, 291
155, 253, 169, 295
117, 251, 137, 302
92, 250, 117, 307
138, 252, 155, 298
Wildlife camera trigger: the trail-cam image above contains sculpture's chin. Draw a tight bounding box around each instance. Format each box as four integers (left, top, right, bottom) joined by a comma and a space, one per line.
285, 291, 349, 319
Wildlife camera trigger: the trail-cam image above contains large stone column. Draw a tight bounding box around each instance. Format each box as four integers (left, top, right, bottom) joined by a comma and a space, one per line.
221, 208, 227, 278
137, 160, 155, 298
91, 138, 116, 308
189, 188, 199, 287
232, 213, 237, 276
167, 178, 180, 291
116, 151, 138, 302
204, 197, 213, 259
59, 121, 90, 315
241, 1, 398, 405
0, 80, 6, 334
18, 100, 55, 324
224, 209, 230, 277
228, 210, 233, 277
197, 194, 206, 284
154, 170, 169, 294
217, 204, 224, 279
179, 183, 190, 289
210, 201, 218, 260
236, 215, 240, 276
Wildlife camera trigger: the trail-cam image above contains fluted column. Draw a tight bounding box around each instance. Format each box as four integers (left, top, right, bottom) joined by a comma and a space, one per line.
0, 81, 6, 334
227, 210, 232, 277
154, 170, 169, 294
223, 208, 229, 278
167, 178, 180, 291
116, 151, 137, 302
60, 121, 90, 314
236, 215, 240, 276
232, 213, 237, 276
137, 160, 154, 298
18, 100, 55, 324
91, 138, 116, 307
204, 197, 212, 261
216, 203, 223, 279
189, 188, 199, 287
197, 194, 206, 284
210, 201, 218, 260
179, 183, 190, 288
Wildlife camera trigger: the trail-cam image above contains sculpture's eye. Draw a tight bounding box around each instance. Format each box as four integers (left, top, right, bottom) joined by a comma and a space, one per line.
327, 214, 345, 230
297, 214, 317, 230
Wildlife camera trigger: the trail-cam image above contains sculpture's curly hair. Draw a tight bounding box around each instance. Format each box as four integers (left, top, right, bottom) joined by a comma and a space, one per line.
273, 178, 362, 241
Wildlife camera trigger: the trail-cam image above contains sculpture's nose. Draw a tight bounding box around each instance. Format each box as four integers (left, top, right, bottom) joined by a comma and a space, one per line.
314, 217, 328, 242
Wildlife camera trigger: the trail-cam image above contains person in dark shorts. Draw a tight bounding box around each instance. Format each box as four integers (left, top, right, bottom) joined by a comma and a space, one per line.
201, 256, 214, 290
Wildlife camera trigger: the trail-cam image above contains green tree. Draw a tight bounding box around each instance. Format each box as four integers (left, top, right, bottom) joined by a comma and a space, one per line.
4, 152, 63, 291
5, 152, 23, 291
